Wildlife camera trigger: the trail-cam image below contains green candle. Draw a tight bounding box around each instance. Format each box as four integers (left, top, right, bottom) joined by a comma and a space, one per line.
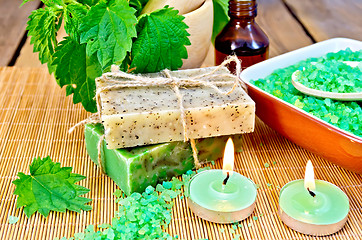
187, 139, 257, 223
279, 161, 349, 236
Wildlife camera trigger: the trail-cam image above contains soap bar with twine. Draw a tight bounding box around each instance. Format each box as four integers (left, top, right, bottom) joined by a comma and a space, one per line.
96, 65, 255, 149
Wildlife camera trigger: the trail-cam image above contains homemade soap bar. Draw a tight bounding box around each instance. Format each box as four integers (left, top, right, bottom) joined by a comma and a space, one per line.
84, 123, 242, 195
96, 67, 255, 149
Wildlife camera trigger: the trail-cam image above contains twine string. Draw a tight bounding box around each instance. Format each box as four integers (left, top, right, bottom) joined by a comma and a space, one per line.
162, 69, 189, 142
68, 113, 100, 134
71, 56, 243, 171
190, 139, 200, 169
97, 135, 105, 174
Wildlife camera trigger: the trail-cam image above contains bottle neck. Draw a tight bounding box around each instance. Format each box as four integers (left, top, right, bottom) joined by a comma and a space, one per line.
228, 0, 257, 20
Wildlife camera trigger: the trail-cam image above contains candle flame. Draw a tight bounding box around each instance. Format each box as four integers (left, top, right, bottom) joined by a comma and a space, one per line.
223, 138, 234, 176
304, 160, 316, 191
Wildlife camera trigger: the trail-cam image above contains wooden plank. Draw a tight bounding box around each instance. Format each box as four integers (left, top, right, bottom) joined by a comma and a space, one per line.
16, 0, 313, 68
203, 0, 313, 67
0, 0, 40, 66
257, 0, 313, 57
284, 0, 362, 41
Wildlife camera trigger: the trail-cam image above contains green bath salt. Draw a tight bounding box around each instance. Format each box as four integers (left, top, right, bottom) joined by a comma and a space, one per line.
252, 48, 362, 137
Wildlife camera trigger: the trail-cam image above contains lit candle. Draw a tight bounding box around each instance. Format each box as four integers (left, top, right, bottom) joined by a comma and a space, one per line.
187, 138, 257, 223
279, 160, 349, 236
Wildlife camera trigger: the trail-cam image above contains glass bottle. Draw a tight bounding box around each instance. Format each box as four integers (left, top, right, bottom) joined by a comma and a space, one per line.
215, 0, 269, 72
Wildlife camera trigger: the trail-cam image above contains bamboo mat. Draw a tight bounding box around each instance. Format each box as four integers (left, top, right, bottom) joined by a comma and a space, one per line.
0, 67, 361, 240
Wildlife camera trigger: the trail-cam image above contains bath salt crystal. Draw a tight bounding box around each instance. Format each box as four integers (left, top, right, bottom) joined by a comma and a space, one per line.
252, 48, 362, 138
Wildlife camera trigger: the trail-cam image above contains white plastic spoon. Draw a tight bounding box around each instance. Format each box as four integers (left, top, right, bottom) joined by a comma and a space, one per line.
291, 61, 362, 101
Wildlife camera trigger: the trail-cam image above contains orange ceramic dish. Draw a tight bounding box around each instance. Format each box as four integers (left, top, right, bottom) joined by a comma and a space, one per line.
240, 38, 362, 174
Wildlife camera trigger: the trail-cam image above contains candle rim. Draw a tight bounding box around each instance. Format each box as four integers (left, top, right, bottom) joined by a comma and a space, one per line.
279, 179, 349, 225
188, 169, 257, 212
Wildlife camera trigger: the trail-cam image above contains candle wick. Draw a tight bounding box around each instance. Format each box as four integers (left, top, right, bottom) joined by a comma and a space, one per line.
223, 172, 230, 185
307, 187, 316, 197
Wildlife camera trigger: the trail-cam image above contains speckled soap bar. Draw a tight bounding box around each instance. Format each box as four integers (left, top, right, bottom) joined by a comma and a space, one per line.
84, 123, 242, 195
96, 67, 255, 149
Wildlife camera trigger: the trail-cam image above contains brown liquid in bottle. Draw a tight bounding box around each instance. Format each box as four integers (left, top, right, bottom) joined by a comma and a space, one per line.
215, 0, 269, 72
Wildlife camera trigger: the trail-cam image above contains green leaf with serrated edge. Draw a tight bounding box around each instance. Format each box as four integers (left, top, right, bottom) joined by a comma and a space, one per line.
77, 0, 99, 7
66, 85, 75, 97
21, 0, 59, 7
79, 0, 137, 70
82, 52, 101, 112
27, 7, 62, 73
119, 52, 131, 72
130, 6, 190, 73
53, 37, 85, 104
129, 0, 148, 16
53, 36, 100, 112
64, 3, 88, 38
12, 156, 92, 218
21, 0, 34, 6
212, 0, 229, 43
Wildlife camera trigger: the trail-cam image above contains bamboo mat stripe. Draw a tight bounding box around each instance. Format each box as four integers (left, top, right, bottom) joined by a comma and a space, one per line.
0, 67, 361, 240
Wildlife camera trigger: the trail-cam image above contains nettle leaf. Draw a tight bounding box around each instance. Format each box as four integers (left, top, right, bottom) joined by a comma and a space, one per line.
21, 0, 60, 7
12, 156, 92, 218
212, 0, 229, 42
76, 0, 99, 7
64, 3, 88, 38
53, 36, 101, 113
27, 7, 62, 73
21, 0, 35, 6
129, 0, 148, 16
79, 0, 137, 70
130, 6, 190, 73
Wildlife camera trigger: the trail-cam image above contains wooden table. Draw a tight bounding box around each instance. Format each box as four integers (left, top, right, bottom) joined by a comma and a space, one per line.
0, 0, 361, 239
2, 0, 361, 67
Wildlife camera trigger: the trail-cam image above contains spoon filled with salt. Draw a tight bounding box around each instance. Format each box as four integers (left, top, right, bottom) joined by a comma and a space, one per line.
292, 61, 362, 101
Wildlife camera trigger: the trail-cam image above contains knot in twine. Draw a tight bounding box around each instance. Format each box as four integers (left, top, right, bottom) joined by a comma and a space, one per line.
72, 55, 245, 172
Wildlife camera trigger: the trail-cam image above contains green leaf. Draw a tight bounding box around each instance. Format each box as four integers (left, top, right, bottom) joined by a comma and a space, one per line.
129, 0, 148, 16
130, 6, 190, 73
12, 156, 92, 218
80, 0, 137, 70
212, 0, 229, 43
21, 0, 34, 6
83, 52, 102, 112
64, 3, 88, 38
53, 36, 100, 112
76, 0, 99, 7
21, 0, 52, 7
22, 0, 63, 8
27, 7, 62, 73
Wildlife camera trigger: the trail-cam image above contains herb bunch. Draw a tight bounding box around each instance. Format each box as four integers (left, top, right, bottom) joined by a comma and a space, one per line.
23, 0, 229, 112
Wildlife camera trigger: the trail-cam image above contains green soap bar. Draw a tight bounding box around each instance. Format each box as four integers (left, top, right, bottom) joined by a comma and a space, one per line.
84, 123, 242, 195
